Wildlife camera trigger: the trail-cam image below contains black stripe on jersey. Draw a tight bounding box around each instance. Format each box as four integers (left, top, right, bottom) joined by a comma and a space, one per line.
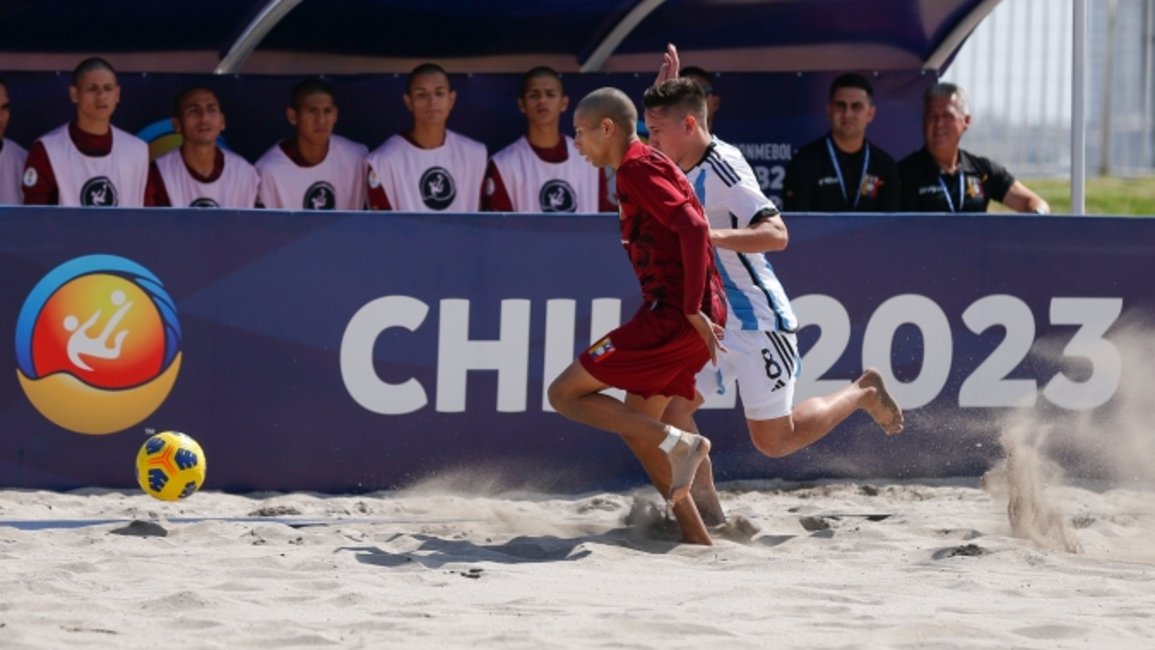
705, 150, 741, 187
765, 331, 795, 378
739, 252, 793, 332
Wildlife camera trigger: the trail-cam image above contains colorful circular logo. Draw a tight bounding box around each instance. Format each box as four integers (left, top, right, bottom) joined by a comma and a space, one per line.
15, 255, 182, 435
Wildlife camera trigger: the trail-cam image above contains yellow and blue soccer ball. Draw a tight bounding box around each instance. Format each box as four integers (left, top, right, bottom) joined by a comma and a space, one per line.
135, 431, 206, 501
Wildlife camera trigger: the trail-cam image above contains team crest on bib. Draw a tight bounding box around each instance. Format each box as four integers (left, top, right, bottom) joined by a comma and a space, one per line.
81, 176, 118, 207
190, 197, 220, 208
23, 167, 38, 187
539, 179, 577, 212
304, 181, 337, 210
367, 168, 381, 190
420, 167, 456, 210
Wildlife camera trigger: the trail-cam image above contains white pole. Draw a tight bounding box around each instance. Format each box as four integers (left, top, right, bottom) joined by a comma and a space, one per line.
1099, 0, 1118, 177
1072, 0, 1087, 214
1144, 0, 1154, 170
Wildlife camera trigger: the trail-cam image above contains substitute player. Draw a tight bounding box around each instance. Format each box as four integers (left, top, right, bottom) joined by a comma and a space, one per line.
366, 63, 486, 212
548, 87, 727, 546
22, 57, 149, 207
255, 78, 367, 211
148, 86, 259, 208
783, 72, 901, 212
649, 53, 904, 525
483, 66, 612, 213
0, 77, 27, 204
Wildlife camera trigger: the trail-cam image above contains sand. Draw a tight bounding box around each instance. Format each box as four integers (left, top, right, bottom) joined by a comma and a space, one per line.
1, 474, 1153, 650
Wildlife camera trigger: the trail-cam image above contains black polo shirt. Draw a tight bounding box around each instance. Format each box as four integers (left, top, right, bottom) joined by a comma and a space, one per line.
898, 147, 1016, 213
783, 135, 901, 212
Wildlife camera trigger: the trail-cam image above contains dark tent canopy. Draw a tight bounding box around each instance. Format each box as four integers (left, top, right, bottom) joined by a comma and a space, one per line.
0, 0, 997, 74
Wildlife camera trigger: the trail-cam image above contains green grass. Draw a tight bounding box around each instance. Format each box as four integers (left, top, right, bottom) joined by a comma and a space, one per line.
992, 175, 1155, 216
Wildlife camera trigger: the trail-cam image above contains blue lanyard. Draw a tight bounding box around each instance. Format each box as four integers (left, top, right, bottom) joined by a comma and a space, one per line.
826, 137, 870, 210
937, 173, 965, 212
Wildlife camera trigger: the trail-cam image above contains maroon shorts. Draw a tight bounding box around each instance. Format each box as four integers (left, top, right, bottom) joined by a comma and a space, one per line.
579, 302, 710, 400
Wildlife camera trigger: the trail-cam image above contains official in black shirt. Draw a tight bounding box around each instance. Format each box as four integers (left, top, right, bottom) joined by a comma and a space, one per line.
899, 82, 1050, 214
783, 73, 901, 212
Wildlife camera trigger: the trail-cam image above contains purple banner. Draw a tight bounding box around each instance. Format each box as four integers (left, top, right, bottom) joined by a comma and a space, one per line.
1, 208, 1150, 492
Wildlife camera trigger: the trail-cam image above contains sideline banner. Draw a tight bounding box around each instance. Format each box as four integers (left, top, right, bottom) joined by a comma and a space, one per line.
1, 208, 1151, 492
0, 70, 932, 207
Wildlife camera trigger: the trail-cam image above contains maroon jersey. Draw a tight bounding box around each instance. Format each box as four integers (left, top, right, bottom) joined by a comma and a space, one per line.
614, 140, 725, 324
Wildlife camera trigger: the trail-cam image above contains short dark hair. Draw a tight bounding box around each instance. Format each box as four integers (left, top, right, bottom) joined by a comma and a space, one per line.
830, 72, 874, 102
173, 85, 218, 117
71, 57, 117, 87
290, 78, 334, 109
643, 77, 708, 123
575, 87, 637, 133
520, 66, 563, 97
407, 62, 450, 93
679, 65, 716, 95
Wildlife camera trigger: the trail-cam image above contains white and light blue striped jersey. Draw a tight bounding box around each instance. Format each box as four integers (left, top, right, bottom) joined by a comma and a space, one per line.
685, 137, 797, 332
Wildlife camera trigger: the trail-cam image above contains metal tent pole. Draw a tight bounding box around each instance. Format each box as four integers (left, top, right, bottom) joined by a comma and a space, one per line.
1072, 0, 1087, 214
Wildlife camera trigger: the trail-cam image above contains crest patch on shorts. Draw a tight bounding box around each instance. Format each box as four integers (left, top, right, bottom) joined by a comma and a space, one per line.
587, 336, 616, 363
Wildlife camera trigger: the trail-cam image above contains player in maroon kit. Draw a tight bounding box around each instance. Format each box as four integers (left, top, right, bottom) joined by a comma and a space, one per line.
0, 77, 28, 205
147, 86, 260, 208
483, 66, 613, 213
255, 78, 367, 211
547, 87, 726, 545
366, 63, 486, 212
22, 57, 149, 207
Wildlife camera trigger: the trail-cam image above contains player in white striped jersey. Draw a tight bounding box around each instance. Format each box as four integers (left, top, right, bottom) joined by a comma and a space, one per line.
648, 46, 904, 524
0, 78, 27, 205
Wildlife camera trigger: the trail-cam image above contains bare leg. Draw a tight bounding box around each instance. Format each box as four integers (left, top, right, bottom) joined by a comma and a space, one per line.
750, 368, 904, 459
621, 436, 712, 545
549, 363, 713, 544
663, 393, 726, 526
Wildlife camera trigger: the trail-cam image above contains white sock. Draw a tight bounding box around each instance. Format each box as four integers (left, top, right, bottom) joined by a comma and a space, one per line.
658, 425, 683, 453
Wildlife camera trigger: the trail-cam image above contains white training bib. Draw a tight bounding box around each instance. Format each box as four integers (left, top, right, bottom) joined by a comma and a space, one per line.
490, 136, 600, 213
0, 138, 28, 205
38, 124, 148, 207
366, 130, 486, 212
255, 135, 368, 210
155, 147, 260, 208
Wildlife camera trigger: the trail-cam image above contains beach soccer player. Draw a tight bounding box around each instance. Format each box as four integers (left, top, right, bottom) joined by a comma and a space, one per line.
547, 87, 727, 545
649, 46, 904, 525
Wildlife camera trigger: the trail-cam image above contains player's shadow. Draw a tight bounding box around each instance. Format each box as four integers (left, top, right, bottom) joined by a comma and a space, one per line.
336, 527, 681, 569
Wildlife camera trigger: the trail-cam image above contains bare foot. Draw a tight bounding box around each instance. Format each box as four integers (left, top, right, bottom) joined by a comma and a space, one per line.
691, 457, 727, 527
665, 431, 711, 507
859, 368, 904, 434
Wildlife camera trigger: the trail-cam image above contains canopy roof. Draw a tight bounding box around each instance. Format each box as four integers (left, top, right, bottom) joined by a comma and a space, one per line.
0, 0, 998, 74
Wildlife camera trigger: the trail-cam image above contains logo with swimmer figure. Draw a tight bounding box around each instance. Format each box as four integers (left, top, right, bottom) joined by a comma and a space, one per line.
14, 255, 182, 435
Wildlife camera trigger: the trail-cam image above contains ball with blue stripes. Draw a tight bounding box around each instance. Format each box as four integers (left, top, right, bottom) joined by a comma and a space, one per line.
135, 431, 206, 501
